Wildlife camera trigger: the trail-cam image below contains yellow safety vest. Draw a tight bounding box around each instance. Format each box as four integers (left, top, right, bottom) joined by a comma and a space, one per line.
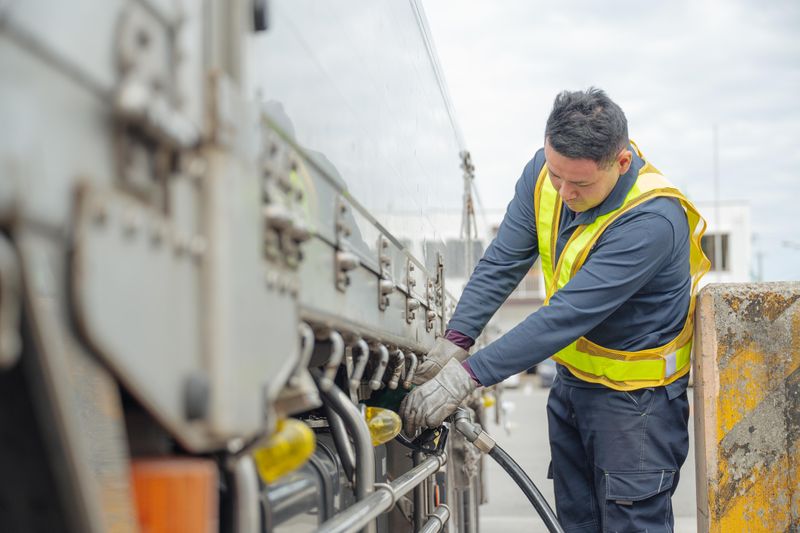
534, 143, 710, 391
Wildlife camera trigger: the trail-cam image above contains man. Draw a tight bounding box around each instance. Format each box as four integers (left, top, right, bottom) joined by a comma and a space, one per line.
400, 88, 709, 532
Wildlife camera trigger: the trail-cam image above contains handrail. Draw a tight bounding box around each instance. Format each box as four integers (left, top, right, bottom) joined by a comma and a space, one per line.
313, 453, 447, 533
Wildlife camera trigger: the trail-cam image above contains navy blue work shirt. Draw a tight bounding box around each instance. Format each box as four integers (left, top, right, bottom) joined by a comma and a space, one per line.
449, 146, 691, 398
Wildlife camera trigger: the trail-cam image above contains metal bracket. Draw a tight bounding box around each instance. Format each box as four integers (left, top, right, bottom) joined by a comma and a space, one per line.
334, 197, 357, 292
114, 4, 199, 201
378, 235, 393, 311
335, 250, 359, 292
425, 277, 435, 332
260, 128, 311, 270
436, 252, 446, 335
405, 259, 420, 323
335, 197, 352, 247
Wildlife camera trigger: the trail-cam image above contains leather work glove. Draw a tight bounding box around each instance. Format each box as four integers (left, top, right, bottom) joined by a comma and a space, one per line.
400, 358, 477, 436
412, 337, 469, 385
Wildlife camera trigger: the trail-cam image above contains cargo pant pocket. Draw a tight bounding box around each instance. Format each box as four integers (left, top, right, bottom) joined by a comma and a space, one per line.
603, 470, 675, 533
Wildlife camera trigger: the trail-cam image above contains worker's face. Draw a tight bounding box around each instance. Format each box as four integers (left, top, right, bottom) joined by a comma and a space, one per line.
544, 140, 632, 213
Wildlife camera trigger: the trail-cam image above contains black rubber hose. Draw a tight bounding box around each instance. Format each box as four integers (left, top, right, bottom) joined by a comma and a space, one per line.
487, 445, 565, 533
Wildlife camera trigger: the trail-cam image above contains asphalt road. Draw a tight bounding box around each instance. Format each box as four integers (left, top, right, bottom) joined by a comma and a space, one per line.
479, 377, 697, 533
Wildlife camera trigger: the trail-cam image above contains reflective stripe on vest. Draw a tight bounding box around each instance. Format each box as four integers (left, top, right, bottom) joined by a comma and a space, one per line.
534, 143, 711, 391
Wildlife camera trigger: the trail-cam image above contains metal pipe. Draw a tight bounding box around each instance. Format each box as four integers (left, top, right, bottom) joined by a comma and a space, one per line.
314, 375, 376, 533
313, 454, 447, 533
427, 475, 436, 522
390, 453, 446, 497
403, 351, 418, 389
368, 344, 389, 390
290, 322, 315, 386
418, 505, 451, 533
413, 451, 425, 530
349, 339, 370, 389
387, 349, 405, 390
230, 455, 260, 533
321, 330, 345, 390
316, 378, 374, 499
322, 403, 355, 482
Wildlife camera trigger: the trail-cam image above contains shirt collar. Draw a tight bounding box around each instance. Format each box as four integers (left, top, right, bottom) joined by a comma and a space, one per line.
567, 144, 644, 226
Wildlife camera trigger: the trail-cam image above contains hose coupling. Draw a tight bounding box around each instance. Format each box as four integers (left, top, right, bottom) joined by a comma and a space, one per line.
453, 409, 496, 454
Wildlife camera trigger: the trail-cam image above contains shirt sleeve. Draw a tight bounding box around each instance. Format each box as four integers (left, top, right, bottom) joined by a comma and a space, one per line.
467, 209, 678, 386
446, 153, 543, 339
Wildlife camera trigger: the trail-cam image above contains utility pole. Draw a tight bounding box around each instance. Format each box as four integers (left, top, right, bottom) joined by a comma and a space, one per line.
460, 151, 477, 285
712, 124, 722, 271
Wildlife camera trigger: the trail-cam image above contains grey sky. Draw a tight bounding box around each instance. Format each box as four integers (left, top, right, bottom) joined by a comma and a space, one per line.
422, 0, 800, 281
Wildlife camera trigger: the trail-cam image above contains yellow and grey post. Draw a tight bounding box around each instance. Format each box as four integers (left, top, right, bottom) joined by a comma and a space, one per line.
693, 282, 800, 532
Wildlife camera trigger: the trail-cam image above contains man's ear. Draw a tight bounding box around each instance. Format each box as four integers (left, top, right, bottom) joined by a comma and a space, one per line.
617, 149, 633, 175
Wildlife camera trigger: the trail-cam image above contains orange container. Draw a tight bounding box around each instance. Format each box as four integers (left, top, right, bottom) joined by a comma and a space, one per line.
131, 457, 218, 533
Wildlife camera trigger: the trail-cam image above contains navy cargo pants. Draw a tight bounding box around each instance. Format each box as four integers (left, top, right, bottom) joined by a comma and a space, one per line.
546, 375, 690, 532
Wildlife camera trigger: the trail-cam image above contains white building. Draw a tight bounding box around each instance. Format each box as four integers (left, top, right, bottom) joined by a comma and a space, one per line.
694, 201, 752, 285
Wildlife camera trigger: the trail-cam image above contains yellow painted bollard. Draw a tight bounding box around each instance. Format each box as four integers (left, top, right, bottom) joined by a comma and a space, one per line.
693, 282, 800, 532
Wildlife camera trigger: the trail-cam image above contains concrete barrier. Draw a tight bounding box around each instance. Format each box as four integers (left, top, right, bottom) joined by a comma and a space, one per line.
693, 282, 800, 532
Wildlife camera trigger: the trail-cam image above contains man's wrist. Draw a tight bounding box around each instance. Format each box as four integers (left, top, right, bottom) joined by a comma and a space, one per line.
444, 328, 475, 351
461, 359, 482, 386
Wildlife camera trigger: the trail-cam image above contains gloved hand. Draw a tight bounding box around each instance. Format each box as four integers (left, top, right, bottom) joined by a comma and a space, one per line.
400, 358, 477, 436
412, 337, 469, 385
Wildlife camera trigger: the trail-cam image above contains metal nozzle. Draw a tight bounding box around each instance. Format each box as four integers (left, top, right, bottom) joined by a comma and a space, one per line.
368, 344, 389, 390
387, 349, 405, 390
320, 331, 345, 391
349, 339, 370, 389
403, 351, 418, 389
453, 408, 496, 454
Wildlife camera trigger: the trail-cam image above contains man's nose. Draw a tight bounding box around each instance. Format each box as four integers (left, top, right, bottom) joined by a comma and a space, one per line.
559, 182, 577, 200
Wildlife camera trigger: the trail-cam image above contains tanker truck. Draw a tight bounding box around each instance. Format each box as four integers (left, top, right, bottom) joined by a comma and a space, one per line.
0, 1, 492, 531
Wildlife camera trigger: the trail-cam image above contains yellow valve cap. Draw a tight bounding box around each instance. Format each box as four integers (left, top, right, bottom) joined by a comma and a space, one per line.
252, 418, 316, 483
365, 407, 402, 446
482, 394, 496, 408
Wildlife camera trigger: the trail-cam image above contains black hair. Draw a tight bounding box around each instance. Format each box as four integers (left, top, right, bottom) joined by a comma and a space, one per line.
544, 87, 629, 167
